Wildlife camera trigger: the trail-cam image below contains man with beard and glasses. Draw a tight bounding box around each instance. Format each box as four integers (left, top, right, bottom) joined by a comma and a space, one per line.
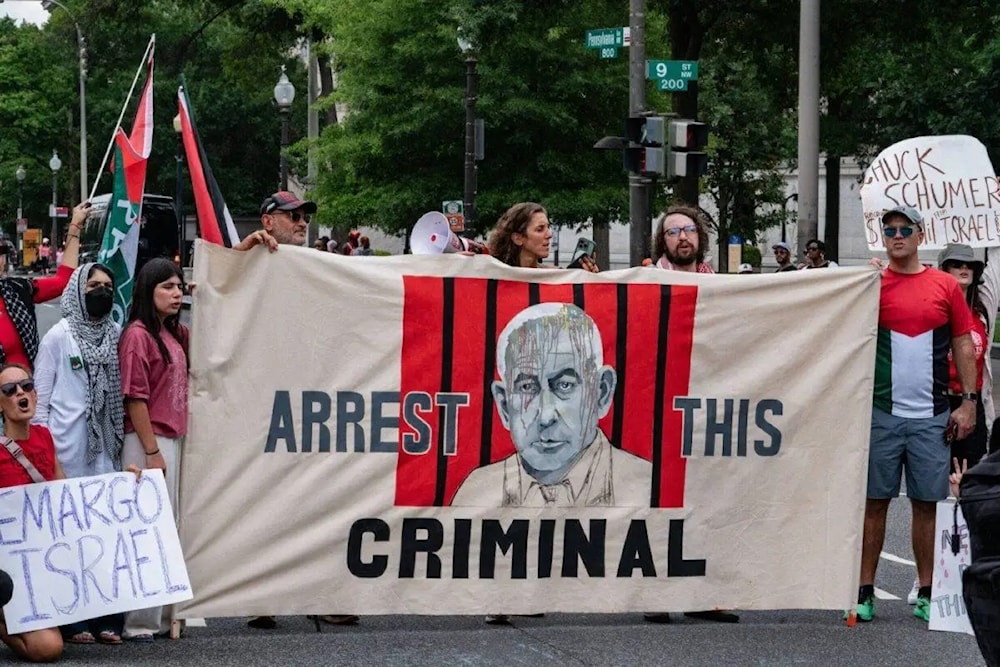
650, 205, 715, 274
645, 203, 738, 625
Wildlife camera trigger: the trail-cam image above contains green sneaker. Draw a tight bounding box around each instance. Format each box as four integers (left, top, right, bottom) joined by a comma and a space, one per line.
847, 593, 875, 622
913, 596, 931, 622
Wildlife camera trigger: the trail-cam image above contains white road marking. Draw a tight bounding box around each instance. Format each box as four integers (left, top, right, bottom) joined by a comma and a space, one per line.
880, 551, 916, 566
874, 587, 901, 601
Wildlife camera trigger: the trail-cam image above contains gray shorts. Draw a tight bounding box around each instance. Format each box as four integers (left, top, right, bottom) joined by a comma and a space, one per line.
868, 407, 950, 501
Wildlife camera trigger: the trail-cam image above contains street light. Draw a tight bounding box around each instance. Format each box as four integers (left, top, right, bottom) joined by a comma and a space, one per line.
457, 28, 478, 230
49, 151, 61, 250
41, 0, 87, 202
173, 113, 186, 267
273, 65, 295, 191
782, 193, 799, 243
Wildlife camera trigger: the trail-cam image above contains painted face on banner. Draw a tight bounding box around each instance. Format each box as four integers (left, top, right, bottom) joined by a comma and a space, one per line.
493, 306, 615, 482
662, 213, 699, 266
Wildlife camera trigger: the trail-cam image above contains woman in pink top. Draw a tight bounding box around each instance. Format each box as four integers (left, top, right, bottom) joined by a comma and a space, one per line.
117, 258, 188, 642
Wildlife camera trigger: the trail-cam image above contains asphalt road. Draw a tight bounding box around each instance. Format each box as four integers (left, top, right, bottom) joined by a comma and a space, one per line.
28, 302, 987, 666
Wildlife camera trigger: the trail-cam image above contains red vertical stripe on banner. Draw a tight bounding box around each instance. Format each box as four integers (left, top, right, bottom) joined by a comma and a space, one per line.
536, 284, 574, 305
619, 284, 662, 461
442, 278, 488, 505
396, 276, 444, 505
581, 284, 620, 442
659, 285, 698, 507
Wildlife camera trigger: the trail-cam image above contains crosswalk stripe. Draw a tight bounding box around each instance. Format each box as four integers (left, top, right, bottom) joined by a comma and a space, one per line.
879, 551, 916, 566
874, 587, 901, 601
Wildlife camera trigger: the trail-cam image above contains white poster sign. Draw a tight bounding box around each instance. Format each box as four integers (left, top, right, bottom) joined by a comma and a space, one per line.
0, 470, 192, 633
929, 500, 974, 635
860, 135, 1000, 250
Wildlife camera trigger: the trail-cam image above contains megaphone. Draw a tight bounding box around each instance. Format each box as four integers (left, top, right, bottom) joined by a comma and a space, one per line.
410, 212, 489, 255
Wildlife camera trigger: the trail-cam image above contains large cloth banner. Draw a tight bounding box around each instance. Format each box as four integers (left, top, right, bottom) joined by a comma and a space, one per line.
0, 470, 192, 633
860, 135, 1000, 250
177, 242, 879, 618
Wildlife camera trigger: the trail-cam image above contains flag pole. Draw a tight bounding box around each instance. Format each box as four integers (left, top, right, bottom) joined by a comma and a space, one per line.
88, 34, 156, 201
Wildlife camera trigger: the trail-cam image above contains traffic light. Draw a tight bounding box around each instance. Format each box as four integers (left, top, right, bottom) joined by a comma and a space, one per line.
667, 119, 709, 178
623, 116, 666, 176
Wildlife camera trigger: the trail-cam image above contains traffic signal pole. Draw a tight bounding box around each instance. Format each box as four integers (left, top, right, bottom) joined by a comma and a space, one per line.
628, 0, 651, 267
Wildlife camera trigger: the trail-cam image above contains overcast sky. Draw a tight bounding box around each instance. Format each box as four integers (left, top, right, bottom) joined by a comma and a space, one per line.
0, 1, 48, 26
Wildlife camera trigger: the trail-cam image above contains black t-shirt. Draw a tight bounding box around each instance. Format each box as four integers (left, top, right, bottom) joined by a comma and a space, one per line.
776, 264, 798, 273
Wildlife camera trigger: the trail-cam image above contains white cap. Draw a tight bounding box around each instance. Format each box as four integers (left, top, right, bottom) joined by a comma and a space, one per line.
737, 263, 754, 274
42, 238, 49, 244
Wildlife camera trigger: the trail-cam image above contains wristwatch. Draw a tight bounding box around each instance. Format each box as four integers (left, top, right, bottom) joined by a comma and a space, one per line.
961, 392, 979, 402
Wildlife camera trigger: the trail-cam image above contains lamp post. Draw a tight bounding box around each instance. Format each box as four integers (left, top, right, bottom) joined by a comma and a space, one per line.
173, 113, 186, 267
49, 151, 61, 251
273, 66, 295, 191
15, 165, 25, 271
457, 29, 478, 230
41, 0, 87, 202
782, 193, 799, 243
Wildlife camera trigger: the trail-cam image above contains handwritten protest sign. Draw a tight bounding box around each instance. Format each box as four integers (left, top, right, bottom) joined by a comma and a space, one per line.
0, 470, 192, 634
860, 135, 1000, 250
929, 500, 974, 635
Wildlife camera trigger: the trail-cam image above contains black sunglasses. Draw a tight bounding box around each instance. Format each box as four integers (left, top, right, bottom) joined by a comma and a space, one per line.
883, 226, 915, 238
944, 261, 973, 270
0, 380, 34, 397
274, 211, 310, 223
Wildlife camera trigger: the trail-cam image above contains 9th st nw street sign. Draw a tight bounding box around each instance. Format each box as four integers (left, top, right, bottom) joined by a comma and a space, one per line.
646, 59, 698, 91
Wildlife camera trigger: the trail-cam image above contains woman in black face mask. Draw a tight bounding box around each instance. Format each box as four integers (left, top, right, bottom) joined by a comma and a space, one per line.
30, 263, 126, 645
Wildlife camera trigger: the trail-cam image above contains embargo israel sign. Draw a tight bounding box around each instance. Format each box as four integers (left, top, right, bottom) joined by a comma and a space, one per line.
860, 135, 1000, 250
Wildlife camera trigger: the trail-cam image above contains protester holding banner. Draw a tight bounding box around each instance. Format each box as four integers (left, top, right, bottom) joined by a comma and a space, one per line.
487, 202, 597, 271
650, 205, 715, 273
118, 258, 188, 642
855, 205, 978, 625
32, 263, 127, 645
0, 362, 65, 661
0, 203, 84, 370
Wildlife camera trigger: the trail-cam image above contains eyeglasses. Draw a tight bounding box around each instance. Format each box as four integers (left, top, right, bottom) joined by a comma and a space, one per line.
273, 211, 310, 223
0, 380, 34, 397
883, 226, 915, 238
664, 224, 697, 237
945, 261, 972, 270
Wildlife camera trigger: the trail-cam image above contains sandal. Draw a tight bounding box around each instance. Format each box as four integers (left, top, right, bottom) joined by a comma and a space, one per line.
97, 630, 123, 645
125, 633, 154, 644
66, 631, 95, 644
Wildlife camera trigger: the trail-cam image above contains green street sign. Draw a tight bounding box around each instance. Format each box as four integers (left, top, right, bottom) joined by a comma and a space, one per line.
657, 78, 689, 92
599, 47, 618, 59
585, 28, 624, 49
646, 60, 699, 81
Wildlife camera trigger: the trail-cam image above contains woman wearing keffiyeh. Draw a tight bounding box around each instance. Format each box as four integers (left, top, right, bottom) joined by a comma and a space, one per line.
31, 262, 125, 645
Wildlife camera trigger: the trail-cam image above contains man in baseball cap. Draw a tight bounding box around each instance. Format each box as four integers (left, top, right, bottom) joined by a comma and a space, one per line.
881, 205, 923, 228
771, 241, 796, 272
235, 190, 318, 251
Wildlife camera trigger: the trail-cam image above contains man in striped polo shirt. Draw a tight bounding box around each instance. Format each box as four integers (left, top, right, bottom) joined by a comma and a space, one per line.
854, 205, 977, 624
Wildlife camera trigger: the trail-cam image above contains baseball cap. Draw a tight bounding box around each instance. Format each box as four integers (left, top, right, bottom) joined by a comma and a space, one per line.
260, 190, 317, 215
881, 205, 923, 228
738, 263, 754, 274
937, 243, 983, 271
771, 241, 791, 252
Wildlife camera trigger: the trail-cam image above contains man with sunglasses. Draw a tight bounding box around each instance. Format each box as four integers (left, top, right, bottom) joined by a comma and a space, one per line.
799, 239, 837, 269
650, 204, 715, 273
852, 204, 978, 625
234, 191, 317, 252
771, 242, 797, 272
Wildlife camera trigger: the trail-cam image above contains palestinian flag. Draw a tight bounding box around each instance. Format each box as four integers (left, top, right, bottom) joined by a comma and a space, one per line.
98, 39, 154, 326
177, 81, 240, 247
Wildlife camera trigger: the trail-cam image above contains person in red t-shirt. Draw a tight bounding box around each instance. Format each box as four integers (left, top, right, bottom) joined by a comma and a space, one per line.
0, 202, 87, 370
118, 258, 189, 642
0, 363, 65, 662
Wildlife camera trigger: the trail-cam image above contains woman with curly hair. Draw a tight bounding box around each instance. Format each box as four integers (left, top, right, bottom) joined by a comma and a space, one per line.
488, 202, 597, 271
